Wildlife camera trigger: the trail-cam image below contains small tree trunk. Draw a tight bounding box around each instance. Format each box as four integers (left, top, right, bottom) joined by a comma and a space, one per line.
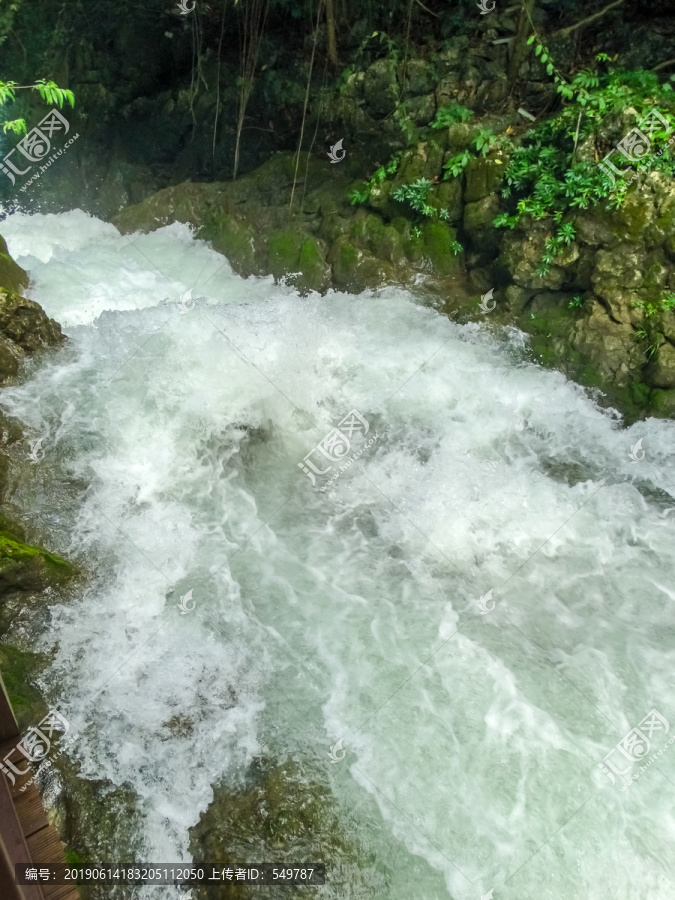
508, 0, 536, 88
325, 0, 338, 67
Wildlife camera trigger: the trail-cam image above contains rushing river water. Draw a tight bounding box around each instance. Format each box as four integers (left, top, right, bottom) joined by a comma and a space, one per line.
2, 210, 675, 899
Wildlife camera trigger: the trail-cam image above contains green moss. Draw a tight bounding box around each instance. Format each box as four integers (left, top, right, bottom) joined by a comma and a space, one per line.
329, 235, 361, 287
267, 229, 303, 280
0, 235, 29, 294
296, 237, 329, 293
0, 532, 76, 577
421, 221, 461, 275
199, 214, 259, 277
64, 849, 85, 867
649, 387, 675, 416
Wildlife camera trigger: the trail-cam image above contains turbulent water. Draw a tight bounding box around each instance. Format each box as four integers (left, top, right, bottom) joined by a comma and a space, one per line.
2, 209, 675, 899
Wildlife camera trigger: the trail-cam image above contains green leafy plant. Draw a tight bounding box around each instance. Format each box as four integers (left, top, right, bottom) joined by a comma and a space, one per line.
0, 78, 74, 135
474, 128, 503, 157
493, 54, 675, 273
629, 291, 675, 358
392, 177, 452, 222
348, 152, 402, 206
430, 103, 474, 129
442, 130, 509, 180
393, 177, 435, 215
569, 295, 583, 308
443, 149, 471, 178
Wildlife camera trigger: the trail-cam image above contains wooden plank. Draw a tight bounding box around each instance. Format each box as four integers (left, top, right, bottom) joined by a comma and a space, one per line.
0, 712, 80, 900
0, 770, 43, 900
0, 672, 20, 742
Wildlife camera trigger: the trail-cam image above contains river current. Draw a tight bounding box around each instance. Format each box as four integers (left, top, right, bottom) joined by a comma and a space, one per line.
2, 210, 675, 899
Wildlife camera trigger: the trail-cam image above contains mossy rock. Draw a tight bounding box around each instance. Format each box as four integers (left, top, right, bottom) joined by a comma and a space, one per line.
112, 181, 216, 234
0, 530, 78, 596
444, 122, 483, 154
296, 237, 331, 293
363, 58, 398, 118
0, 645, 49, 730
328, 235, 395, 291
463, 157, 505, 203
649, 387, 675, 416
351, 214, 406, 266
427, 178, 463, 223
645, 340, 675, 388
189, 757, 387, 900
421, 220, 461, 276
267, 229, 304, 280
463, 194, 501, 231
393, 142, 444, 187
0, 234, 29, 294
0, 288, 64, 355
200, 211, 263, 278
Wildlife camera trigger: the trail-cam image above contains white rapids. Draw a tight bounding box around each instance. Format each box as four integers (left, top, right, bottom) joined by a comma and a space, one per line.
1, 209, 675, 899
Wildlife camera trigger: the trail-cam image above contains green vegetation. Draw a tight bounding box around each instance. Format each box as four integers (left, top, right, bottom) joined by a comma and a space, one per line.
430, 103, 473, 129
629, 291, 675, 358
392, 177, 451, 222
443, 129, 508, 179
348, 152, 401, 205
494, 58, 675, 274
0, 79, 74, 135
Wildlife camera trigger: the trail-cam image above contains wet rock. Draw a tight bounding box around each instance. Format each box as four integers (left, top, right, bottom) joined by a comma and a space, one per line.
0, 528, 78, 597
267, 230, 331, 293
570, 299, 641, 387
422, 220, 461, 276
189, 758, 387, 900
645, 341, 675, 388
499, 228, 566, 290
0, 235, 29, 294
0, 288, 64, 354
329, 235, 394, 291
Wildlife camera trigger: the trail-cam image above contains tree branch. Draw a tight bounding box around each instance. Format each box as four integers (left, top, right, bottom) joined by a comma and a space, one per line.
553, 0, 625, 38
653, 58, 675, 72
413, 0, 439, 17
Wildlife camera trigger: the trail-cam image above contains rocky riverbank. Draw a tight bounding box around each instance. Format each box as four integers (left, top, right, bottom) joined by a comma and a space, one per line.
111, 139, 675, 422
